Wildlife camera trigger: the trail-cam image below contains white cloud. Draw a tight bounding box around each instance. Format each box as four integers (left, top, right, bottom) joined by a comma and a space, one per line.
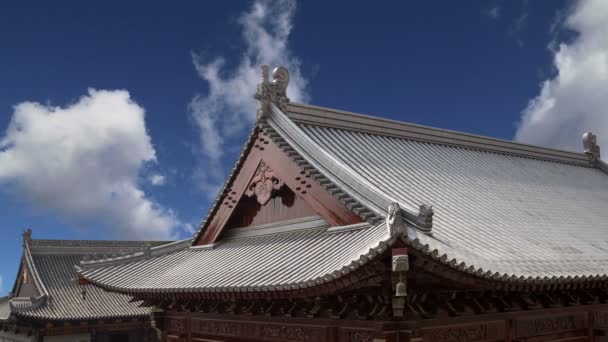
149, 173, 166, 186
515, 0, 608, 154
189, 0, 309, 192
485, 5, 500, 20
0, 89, 182, 239
0, 275, 3, 294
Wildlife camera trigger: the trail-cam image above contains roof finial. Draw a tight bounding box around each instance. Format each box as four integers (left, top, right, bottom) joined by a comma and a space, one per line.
416, 204, 434, 232
386, 203, 407, 237
255, 65, 290, 118
143, 243, 152, 259
22, 228, 32, 247
583, 132, 600, 163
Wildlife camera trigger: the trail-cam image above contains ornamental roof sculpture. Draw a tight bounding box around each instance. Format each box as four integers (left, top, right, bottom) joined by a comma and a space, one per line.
583, 132, 601, 163
79, 66, 608, 297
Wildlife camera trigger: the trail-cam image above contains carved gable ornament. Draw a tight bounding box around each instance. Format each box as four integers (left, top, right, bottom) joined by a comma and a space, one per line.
245, 161, 285, 205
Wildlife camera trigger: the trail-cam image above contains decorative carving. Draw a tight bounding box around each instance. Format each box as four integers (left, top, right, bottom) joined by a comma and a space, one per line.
260, 325, 311, 341
22, 269, 29, 284
386, 203, 406, 237
583, 132, 601, 162
244, 161, 285, 205
416, 204, 434, 230
595, 312, 608, 328
193, 320, 239, 336
143, 243, 151, 259
392, 254, 409, 273
255, 65, 290, 118
425, 325, 487, 342
350, 331, 375, 342
22, 228, 32, 247
533, 316, 574, 334
167, 318, 185, 333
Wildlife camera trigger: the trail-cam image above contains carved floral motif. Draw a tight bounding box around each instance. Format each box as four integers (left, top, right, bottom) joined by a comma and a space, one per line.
245, 161, 284, 205
595, 312, 608, 328
168, 318, 185, 333
350, 331, 374, 342
260, 325, 312, 341
534, 316, 574, 334
193, 320, 239, 336
425, 325, 487, 342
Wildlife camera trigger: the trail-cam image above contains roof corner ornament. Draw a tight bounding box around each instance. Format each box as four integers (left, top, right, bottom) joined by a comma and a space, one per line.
387, 203, 407, 237
416, 204, 434, 232
143, 243, 152, 259
255, 65, 290, 119
583, 132, 601, 163
22, 228, 32, 247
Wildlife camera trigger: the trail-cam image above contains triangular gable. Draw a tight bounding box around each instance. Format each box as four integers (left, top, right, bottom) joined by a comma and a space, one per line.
193, 129, 363, 245
11, 256, 39, 299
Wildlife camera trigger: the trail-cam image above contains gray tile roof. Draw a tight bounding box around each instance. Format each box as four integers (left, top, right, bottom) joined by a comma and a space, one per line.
80, 101, 608, 293
80, 219, 388, 293
0, 297, 10, 320
267, 103, 608, 280
8, 238, 159, 321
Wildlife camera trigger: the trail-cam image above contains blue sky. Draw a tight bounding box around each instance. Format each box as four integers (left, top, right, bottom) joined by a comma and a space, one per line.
1, 0, 607, 295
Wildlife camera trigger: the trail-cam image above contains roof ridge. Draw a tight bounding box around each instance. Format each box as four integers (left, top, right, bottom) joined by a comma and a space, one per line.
30, 238, 166, 246
286, 102, 592, 166
79, 238, 192, 269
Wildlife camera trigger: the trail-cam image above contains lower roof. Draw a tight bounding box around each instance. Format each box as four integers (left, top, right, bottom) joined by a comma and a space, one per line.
7, 238, 156, 321
79, 217, 387, 294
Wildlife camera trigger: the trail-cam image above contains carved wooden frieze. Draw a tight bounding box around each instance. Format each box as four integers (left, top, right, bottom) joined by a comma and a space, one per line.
424, 325, 487, 342
245, 161, 285, 205
191, 319, 239, 336
349, 331, 375, 342
420, 321, 504, 342
167, 317, 186, 334
513, 313, 586, 338
595, 311, 608, 328
258, 324, 320, 341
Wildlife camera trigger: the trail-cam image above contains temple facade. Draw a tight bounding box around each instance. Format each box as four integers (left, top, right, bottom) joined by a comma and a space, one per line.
0, 231, 162, 342
78, 66, 608, 342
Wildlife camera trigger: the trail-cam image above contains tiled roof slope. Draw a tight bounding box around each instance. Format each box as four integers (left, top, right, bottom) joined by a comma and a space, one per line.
269, 103, 608, 279
80, 101, 608, 294
0, 297, 10, 320
6, 238, 159, 321
81, 218, 388, 293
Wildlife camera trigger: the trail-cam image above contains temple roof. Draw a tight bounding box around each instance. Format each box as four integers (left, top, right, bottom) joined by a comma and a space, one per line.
78, 67, 608, 295
2, 234, 166, 321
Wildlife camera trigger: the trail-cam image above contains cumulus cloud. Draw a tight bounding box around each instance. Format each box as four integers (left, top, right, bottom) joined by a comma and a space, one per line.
0, 89, 182, 239
515, 0, 608, 154
148, 173, 166, 186
189, 0, 309, 193
0, 275, 3, 294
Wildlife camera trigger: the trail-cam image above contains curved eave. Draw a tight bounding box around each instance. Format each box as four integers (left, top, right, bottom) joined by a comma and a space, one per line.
79, 228, 608, 297
13, 309, 149, 322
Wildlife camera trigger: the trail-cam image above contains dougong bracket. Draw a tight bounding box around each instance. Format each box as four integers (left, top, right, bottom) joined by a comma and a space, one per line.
255, 65, 290, 118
